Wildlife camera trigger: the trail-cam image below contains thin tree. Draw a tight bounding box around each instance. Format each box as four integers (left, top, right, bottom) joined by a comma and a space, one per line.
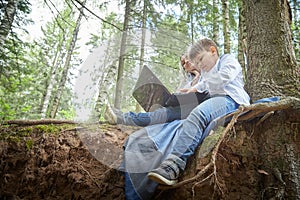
237, 0, 247, 74
0, 0, 17, 48
135, 0, 147, 112
222, 0, 230, 53
50, 0, 87, 118
212, 0, 219, 46
114, 0, 132, 109
39, 24, 67, 118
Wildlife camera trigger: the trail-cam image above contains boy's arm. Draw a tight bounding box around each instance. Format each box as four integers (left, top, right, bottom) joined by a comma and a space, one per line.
190, 78, 208, 93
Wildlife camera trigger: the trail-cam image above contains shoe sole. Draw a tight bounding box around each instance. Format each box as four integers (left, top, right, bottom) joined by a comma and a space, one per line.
147, 172, 178, 186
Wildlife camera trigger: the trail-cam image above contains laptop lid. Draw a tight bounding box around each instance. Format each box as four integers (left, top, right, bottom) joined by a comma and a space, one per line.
132, 65, 171, 112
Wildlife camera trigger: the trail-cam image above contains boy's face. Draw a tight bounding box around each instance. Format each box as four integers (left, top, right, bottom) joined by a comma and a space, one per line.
192, 46, 219, 72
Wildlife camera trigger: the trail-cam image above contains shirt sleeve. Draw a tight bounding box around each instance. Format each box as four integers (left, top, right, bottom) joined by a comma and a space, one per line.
192, 77, 208, 93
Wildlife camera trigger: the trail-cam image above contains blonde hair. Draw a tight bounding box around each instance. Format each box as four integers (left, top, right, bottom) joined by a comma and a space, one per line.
188, 38, 219, 61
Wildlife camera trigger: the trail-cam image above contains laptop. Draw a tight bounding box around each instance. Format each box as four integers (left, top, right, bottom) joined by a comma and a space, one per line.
132, 65, 210, 112
132, 65, 171, 112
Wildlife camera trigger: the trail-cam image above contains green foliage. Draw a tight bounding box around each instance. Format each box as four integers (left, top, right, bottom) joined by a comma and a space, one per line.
0, 1, 82, 120
290, 0, 300, 64
57, 107, 75, 120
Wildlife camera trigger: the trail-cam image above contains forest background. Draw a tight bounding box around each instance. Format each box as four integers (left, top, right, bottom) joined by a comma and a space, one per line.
0, 0, 299, 122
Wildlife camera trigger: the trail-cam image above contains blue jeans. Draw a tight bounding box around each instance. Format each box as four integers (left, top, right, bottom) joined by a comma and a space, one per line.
167, 96, 239, 169
123, 104, 197, 126
123, 96, 239, 199
124, 172, 142, 200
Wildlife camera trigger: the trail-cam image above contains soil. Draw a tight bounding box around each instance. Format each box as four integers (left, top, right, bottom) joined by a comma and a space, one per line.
0, 123, 135, 200
0, 109, 299, 200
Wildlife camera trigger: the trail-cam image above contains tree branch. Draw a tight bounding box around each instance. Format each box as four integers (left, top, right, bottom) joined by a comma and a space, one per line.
70, 0, 122, 31
1, 119, 77, 125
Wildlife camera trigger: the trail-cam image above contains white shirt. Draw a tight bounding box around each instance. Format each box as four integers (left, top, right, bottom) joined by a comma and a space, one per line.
193, 54, 250, 105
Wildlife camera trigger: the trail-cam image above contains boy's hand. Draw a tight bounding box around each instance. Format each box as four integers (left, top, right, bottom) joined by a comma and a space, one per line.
179, 88, 197, 93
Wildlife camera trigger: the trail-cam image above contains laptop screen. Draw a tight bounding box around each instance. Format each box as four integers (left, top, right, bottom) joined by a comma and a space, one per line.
132, 66, 171, 112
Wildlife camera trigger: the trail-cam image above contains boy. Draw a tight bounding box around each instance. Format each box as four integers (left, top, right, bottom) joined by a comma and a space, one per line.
147, 38, 250, 185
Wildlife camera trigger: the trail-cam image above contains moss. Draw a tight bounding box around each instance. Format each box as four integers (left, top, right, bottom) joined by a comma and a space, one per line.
35, 124, 60, 133
25, 139, 34, 150
197, 126, 224, 158
0, 127, 31, 141
34, 124, 76, 135
19, 127, 33, 136
0, 124, 76, 145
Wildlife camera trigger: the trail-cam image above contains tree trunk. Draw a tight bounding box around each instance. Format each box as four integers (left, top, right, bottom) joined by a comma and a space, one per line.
135, 0, 147, 113
40, 37, 66, 118
222, 0, 230, 53
114, 0, 132, 109
244, 0, 299, 101
0, 0, 17, 48
95, 62, 116, 119
237, 1, 247, 75
212, 0, 219, 47
243, 0, 300, 198
50, 0, 86, 118
189, 2, 194, 44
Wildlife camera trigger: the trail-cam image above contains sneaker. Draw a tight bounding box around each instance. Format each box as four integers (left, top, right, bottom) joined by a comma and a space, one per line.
104, 104, 123, 124
147, 160, 180, 185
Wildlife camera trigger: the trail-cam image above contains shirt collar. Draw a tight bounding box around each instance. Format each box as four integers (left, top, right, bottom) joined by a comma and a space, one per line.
214, 57, 221, 70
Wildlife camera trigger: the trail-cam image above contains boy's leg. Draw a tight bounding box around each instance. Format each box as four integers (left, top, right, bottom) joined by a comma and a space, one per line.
106, 102, 200, 126
122, 104, 196, 126
148, 96, 239, 185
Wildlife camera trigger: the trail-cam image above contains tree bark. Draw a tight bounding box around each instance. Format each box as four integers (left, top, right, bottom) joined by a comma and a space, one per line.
292, 0, 299, 60
0, 0, 17, 48
244, 0, 299, 101
222, 0, 230, 53
237, 1, 247, 76
212, 0, 219, 47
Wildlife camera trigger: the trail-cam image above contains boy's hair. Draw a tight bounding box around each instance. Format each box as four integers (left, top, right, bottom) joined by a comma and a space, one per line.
188, 38, 219, 60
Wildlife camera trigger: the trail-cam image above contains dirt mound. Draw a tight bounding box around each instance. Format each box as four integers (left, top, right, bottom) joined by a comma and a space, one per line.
0, 107, 299, 200
0, 124, 137, 200
0, 122, 268, 200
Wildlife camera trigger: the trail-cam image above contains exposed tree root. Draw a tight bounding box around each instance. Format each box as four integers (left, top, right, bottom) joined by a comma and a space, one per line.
238, 96, 300, 121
